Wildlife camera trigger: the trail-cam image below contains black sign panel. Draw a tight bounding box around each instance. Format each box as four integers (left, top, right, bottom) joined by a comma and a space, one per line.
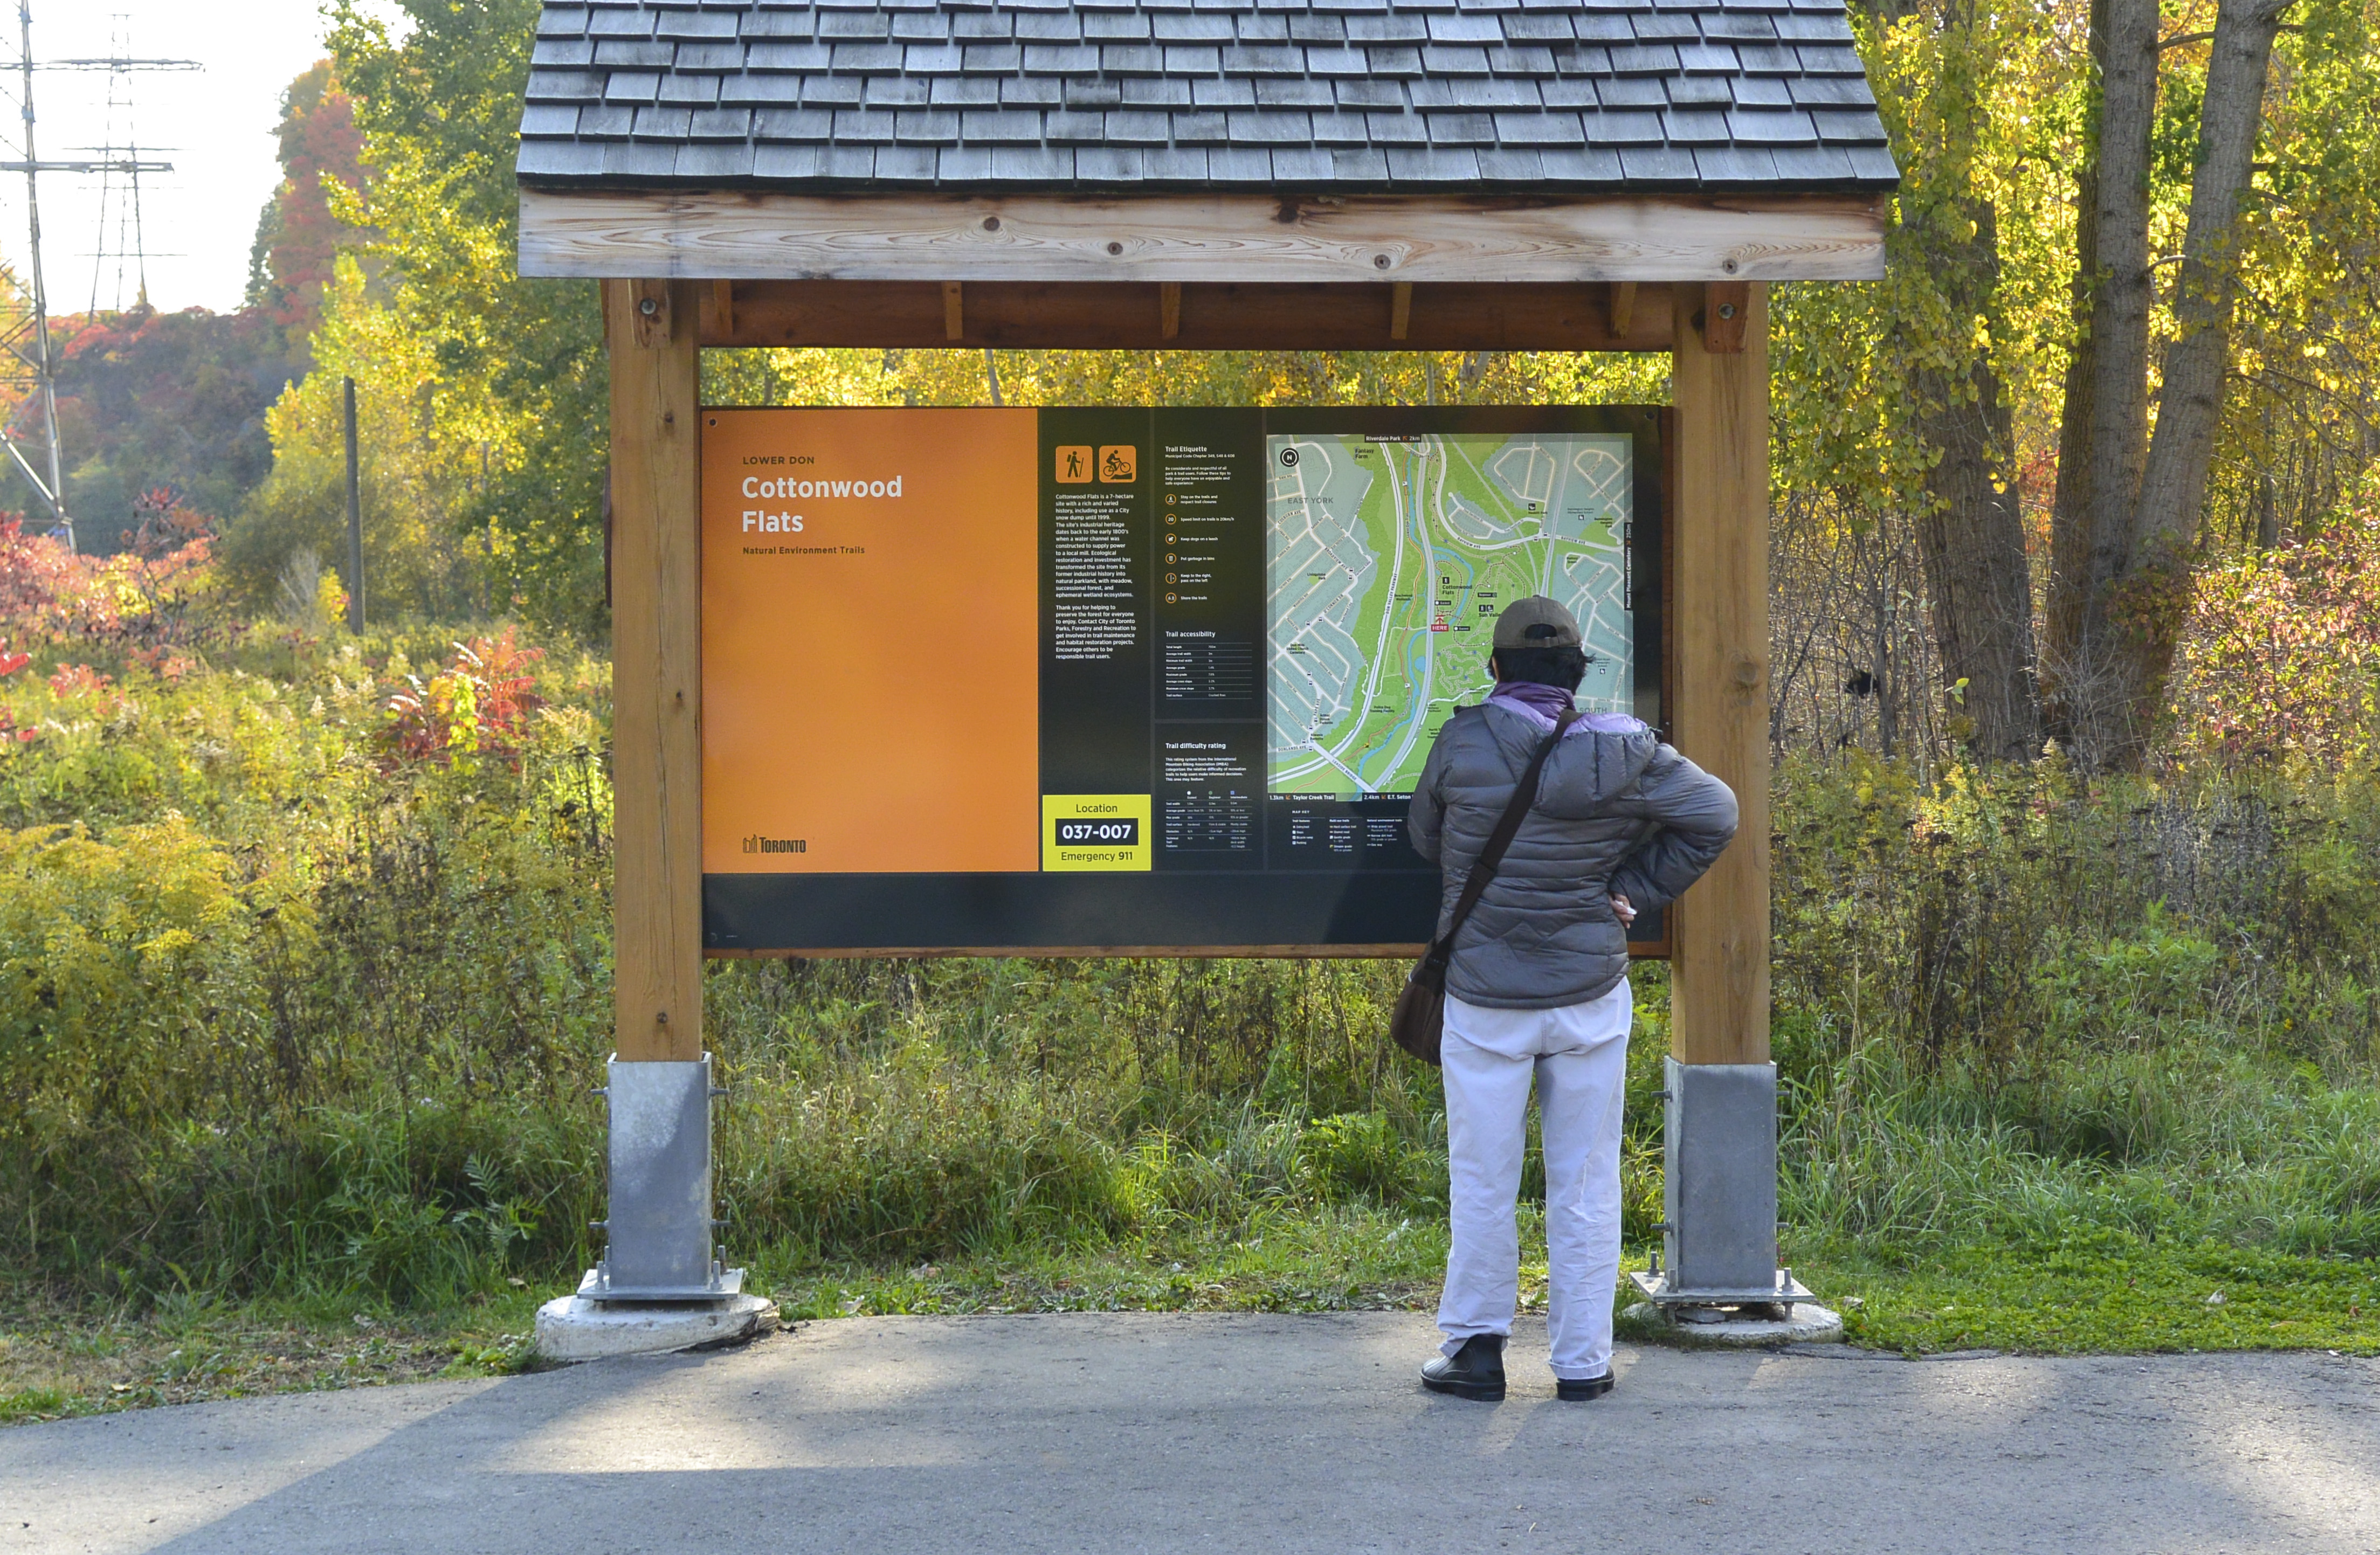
702, 405, 1668, 955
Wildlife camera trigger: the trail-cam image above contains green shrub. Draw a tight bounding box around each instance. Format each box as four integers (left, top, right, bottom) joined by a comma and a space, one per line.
2035, 913, 2226, 1047
1298, 1111, 1441, 1206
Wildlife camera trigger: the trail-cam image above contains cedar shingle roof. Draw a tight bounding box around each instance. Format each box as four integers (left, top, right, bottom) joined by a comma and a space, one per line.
516, 1, 1899, 192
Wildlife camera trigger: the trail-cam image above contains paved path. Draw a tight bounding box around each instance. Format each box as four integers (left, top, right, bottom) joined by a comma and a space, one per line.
3, 1313, 2376, 1553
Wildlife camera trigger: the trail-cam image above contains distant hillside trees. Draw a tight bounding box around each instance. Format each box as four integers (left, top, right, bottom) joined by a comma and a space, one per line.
0, 57, 364, 561
0, 303, 298, 556
0, 60, 369, 554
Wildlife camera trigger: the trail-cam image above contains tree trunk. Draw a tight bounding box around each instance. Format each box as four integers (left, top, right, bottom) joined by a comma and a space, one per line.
1916, 362, 2039, 761
2073, 0, 2163, 711
1912, 198, 2040, 763
1861, 0, 2041, 763
2044, 0, 2103, 743
2094, 0, 2292, 761
2046, 0, 2161, 767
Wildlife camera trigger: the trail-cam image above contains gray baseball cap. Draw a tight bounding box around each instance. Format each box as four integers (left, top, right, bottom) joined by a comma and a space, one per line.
1492, 595, 1582, 650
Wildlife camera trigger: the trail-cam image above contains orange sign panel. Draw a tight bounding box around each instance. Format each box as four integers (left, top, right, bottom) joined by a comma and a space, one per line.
701, 407, 1040, 874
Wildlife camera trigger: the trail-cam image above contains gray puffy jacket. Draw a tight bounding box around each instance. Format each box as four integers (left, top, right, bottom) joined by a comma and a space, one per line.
1407, 701, 1738, 1010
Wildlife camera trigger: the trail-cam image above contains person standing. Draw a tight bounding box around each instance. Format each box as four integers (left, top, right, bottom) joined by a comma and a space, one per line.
1407, 597, 1737, 1401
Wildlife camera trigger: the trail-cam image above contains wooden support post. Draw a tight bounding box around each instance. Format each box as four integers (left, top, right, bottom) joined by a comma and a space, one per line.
942, 280, 964, 341
1668, 281, 1769, 1066
1159, 280, 1181, 340
1610, 280, 1638, 337
605, 278, 705, 1063
712, 279, 735, 336
1390, 281, 1412, 341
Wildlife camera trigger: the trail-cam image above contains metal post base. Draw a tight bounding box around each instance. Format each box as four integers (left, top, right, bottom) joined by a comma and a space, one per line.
585, 1054, 743, 1302
1627, 1267, 1817, 1317
1658, 1057, 1779, 1297
1621, 1273, 1844, 1347
576, 1266, 745, 1302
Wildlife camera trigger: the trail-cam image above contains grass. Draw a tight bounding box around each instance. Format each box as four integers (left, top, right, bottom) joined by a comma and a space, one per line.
0, 1287, 546, 1426
12, 1214, 2374, 1426
763, 1206, 1451, 1321
1795, 1235, 2380, 1356
2, 631, 2378, 1424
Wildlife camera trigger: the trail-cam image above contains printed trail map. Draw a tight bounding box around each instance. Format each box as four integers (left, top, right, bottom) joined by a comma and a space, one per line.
1266, 431, 1633, 799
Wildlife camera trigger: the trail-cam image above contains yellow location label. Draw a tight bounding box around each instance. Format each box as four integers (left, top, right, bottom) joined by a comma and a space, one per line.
1041, 794, 1152, 872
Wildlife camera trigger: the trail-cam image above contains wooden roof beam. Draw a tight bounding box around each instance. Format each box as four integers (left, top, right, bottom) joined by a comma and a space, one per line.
522, 190, 1886, 286
695, 279, 1674, 353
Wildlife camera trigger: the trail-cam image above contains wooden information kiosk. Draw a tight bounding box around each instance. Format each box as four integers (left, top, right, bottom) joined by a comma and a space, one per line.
513, 0, 1894, 1328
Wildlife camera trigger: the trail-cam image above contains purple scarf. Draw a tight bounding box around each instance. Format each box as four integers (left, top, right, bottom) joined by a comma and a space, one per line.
1489, 681, 1647, 737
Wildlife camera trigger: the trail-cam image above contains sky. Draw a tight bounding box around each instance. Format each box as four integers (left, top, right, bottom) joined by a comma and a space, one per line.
0, 1, 405, 318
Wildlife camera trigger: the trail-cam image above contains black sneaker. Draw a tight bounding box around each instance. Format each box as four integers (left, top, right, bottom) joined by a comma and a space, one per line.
1420, 1334, 1507, 1401
1556, 1372, 1614, 1401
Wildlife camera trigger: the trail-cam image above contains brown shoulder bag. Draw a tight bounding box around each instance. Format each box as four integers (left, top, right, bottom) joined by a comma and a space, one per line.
1389, 708, 1579, 1066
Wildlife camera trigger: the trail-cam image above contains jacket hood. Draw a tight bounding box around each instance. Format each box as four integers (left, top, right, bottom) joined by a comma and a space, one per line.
1479, 700, 1660, 808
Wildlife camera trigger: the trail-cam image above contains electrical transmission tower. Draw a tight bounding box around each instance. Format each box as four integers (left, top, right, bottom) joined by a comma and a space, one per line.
84, 13, 186, 314
0, 2, 195, 551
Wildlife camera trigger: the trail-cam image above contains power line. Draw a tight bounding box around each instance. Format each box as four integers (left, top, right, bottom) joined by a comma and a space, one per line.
10, 2, 70, 547
16, 58, 199, 71
0, 157, 172, 173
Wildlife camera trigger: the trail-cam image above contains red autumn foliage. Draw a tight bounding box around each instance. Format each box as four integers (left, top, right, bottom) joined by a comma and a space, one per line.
0, 632, 32, 743
378, 628, 547, 771
129, 488, 215, 560
126, 645, 198, 680
44, 662, 132, 720
0, 515, 215, 648
0, 519, 86, 627
253, 60, 369, 338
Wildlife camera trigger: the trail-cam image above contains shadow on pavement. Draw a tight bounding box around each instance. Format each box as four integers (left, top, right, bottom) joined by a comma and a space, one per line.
4, 1312, 2373, 1554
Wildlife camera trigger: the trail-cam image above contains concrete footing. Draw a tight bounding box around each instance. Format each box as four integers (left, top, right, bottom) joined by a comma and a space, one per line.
534, 1292, 779, 1363
1622, 1299, 1845, 1349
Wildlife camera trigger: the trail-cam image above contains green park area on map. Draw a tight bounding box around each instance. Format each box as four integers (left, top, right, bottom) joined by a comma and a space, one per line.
1267, 431, 1633, 799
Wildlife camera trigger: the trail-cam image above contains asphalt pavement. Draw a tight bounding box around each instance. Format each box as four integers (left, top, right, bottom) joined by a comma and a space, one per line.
3, 1311, 2375, 1553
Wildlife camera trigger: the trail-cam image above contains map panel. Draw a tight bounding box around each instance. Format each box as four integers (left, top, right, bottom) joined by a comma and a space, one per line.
1266, 432, 1633, 799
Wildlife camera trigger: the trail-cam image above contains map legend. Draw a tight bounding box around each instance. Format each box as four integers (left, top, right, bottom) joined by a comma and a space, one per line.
1155, 417, 1265, 725
1162, 637, 1256, 703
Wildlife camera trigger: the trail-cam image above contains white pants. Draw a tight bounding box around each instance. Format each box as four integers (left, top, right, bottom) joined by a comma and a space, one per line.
1437, 978, 1631, 1381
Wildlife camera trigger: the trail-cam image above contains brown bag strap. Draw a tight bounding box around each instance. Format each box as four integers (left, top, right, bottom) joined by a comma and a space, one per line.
1426, 707, 1579, 965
